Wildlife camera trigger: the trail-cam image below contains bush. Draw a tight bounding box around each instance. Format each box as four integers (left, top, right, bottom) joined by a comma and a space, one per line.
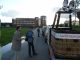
72, 25, 80, 32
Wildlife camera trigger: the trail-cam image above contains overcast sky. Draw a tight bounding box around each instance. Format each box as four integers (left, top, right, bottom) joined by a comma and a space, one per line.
0, 0, 73, 25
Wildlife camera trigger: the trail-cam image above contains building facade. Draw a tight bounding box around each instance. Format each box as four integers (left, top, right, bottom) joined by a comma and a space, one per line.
64, 20, 79, 26
12, 16, 46, 28
12, 18, 39, 28
40, 16, 46, 27
1, 23, 12, 27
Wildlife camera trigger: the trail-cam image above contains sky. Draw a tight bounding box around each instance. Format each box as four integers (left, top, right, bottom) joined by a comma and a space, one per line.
0, 0, 76, 25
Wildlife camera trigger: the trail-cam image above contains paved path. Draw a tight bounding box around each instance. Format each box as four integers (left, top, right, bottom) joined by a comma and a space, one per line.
1, 28, 50, 60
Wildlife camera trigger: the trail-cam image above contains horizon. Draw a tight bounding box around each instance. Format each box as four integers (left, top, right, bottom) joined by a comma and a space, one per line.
0, 0, 64, 25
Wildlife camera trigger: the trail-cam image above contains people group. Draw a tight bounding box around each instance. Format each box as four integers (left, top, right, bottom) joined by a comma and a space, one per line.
11, 26, 46, 60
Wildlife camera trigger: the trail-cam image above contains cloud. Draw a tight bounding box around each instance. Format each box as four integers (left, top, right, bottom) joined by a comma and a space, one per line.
61, 14, 69, 18
53, 7, 61, 12
1, 10, 19, 17
0, 5, 3, 9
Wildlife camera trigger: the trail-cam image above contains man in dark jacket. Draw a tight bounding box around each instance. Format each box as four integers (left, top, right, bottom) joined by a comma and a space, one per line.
26, 29, 37, 57
37, 28, 40, 37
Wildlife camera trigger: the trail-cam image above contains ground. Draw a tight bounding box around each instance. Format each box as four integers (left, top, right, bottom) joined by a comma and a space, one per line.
1, 28, 50, 60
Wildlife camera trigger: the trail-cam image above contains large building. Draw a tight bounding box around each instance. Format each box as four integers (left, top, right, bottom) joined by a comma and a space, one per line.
12, 16, 46, 28
40, 16, 46, 27
12, 17, 39, 28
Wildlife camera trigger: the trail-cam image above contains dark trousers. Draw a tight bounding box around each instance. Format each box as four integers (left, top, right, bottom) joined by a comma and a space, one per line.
42, 31, 44, 37
28, 42, 36, 56
38, 33, 39, 37
45, 37, 47, 43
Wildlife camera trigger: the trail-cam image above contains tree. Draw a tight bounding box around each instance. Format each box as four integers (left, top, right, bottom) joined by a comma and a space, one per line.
76, 0, 80, 8
76, 0, 80, 25
77, 11, 80, 25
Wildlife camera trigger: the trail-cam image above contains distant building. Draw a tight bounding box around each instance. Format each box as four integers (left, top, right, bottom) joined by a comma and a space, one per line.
12, 18, 39, 28
72, 20, 79, 25
40, 16, 46, 27
12, 16, 47, 28
35, 17, 39, 26
64, 20, 79, 26
1, 23, 12, 27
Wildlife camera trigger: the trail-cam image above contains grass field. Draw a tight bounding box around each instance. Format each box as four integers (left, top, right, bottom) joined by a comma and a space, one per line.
0, 27, 28, 46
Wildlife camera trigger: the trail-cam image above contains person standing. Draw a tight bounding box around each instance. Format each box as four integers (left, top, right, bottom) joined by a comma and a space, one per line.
12, 26, 22, 60
26, 29, 37, 57
42, 28, 45, 37
37, 28, 40, 37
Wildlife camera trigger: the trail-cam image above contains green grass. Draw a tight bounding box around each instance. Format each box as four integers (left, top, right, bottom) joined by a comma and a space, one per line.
72, 25, 80, 32
0, 27, 28, 46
